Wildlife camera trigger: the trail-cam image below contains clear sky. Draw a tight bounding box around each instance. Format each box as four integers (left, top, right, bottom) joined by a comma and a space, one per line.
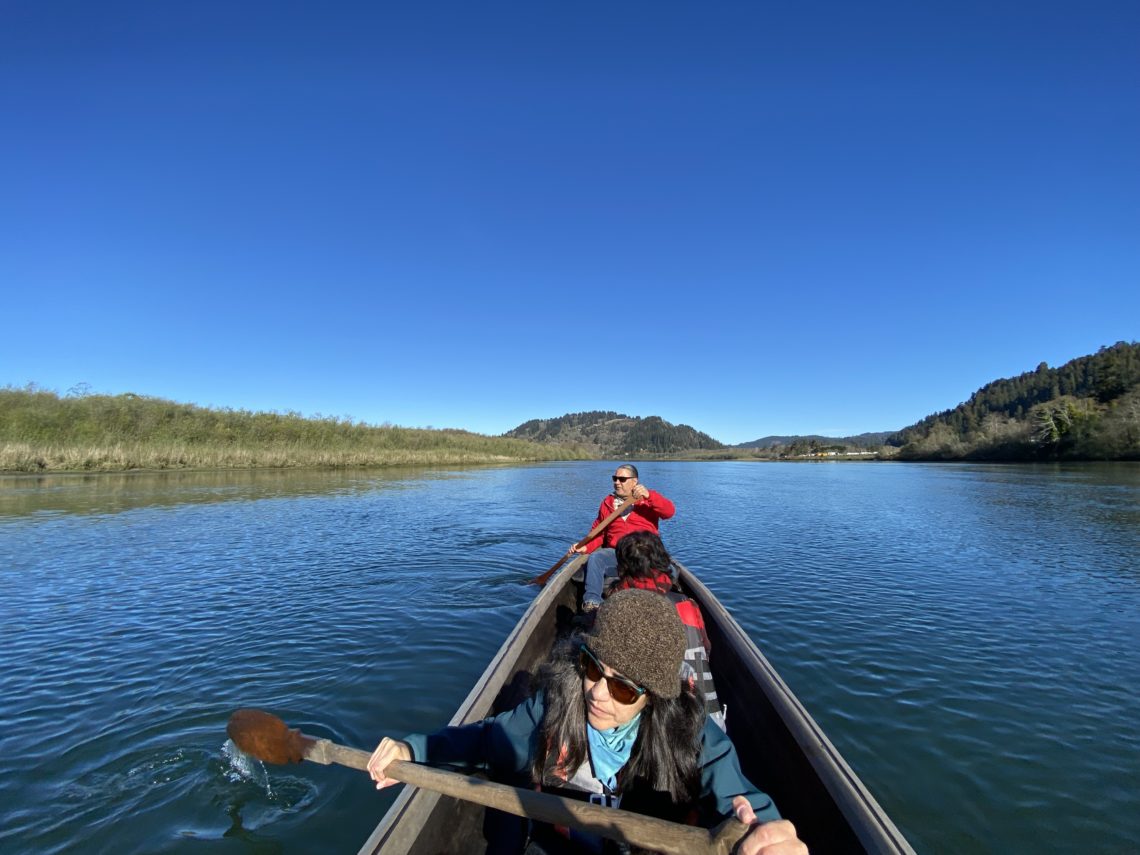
2, 2, 1137, 445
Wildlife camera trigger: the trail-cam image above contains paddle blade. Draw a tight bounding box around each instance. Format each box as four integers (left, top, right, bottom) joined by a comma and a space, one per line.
527, 553, 569, 587
227, 708, 309, 765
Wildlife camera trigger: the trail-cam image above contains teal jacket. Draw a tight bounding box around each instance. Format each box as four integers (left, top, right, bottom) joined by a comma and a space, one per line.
402, 690, 780, 825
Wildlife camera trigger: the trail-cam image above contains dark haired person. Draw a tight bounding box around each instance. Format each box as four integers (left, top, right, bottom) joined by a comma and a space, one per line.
368, 590, 805, 855
610, 531, 724, 730
570, 465, 675, 612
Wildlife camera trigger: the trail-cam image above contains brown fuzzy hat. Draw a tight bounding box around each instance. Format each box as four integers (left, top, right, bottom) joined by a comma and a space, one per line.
584, 589, 685, 699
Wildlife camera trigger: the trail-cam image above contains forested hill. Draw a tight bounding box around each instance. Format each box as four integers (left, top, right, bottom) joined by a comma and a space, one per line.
504, 411, 723, 456
890, 341, 1140, 460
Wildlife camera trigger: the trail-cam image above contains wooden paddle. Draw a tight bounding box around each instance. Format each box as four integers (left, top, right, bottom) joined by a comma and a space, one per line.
226, 709, 748, 855
527, 498, 640, 587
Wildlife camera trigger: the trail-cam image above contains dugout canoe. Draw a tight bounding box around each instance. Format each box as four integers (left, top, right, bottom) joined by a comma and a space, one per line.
358, 556, 915, 855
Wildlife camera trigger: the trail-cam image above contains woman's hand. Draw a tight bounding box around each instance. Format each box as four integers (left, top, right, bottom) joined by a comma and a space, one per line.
366, 737, 412, 789
731, 796, 807, 854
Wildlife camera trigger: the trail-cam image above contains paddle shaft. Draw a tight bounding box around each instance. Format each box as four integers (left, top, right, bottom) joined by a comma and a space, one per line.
529, 497, 642, 587
303, 737, 746, 855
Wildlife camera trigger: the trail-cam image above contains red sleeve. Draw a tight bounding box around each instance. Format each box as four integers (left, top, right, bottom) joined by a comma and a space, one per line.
642, 490, 675, 520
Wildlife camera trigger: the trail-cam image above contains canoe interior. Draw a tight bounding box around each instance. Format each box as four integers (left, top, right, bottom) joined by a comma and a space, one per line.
358, 558, 913, 855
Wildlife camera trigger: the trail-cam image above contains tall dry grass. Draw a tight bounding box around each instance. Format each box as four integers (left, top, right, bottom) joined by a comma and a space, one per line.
0, 388, 590, 472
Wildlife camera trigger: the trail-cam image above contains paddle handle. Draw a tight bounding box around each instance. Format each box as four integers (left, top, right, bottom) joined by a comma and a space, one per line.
302, 737, 747, 855
529, 498, 640, 587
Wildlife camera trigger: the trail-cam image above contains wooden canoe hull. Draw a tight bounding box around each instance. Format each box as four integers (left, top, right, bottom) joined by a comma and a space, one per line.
358, 557, 914, 855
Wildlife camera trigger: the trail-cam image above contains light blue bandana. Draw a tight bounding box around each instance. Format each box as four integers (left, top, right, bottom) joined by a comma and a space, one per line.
586, 713, 642, 791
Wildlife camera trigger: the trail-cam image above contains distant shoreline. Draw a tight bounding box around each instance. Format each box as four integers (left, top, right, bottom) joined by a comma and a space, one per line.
7, 447, 1134, 476
0, 446, 890, 475
0, 440, 902, 474
6, 382, 1135, 472
0, 441, 579, 474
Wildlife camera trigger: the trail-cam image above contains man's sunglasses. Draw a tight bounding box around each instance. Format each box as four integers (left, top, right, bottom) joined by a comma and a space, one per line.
612, 475, 634, 483
579, 645, 646, 705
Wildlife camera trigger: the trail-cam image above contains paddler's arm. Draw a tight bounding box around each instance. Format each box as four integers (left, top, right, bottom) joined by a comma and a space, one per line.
570, 497, 614, 554
699, 718, 780, 822
633, 485, 675, 519
368, 692, 546, 788
700, 725, 806, 853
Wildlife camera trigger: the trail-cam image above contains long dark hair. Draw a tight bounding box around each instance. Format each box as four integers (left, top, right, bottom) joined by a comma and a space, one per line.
532, 635, 703, 803
615, 531, 674, 584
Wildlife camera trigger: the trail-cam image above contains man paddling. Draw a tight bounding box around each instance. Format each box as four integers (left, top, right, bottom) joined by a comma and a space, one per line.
570, 464, 675, 612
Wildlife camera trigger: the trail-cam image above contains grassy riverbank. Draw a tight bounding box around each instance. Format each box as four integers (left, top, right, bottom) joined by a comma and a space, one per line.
0, 387, 590, 472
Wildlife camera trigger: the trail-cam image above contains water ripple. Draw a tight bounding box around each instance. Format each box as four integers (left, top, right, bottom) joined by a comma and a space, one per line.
1, 462, 1138, 853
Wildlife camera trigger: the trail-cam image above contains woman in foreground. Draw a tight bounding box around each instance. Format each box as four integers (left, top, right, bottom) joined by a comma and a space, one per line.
367, 589, 806, 855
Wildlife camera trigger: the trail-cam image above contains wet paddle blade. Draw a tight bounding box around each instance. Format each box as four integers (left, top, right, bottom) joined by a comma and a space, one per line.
226, 708, 309, 765
527, 552, 568, 586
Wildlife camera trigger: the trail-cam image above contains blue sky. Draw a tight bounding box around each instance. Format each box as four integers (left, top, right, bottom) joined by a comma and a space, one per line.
3, 2, 1137, 444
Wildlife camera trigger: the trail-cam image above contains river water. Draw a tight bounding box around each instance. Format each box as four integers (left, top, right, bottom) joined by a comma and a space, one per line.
1, 461, 1137, 854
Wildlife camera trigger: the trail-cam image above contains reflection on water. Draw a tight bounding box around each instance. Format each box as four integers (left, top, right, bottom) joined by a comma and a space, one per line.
0, 465, 510, 517
1, 461, 1137, 854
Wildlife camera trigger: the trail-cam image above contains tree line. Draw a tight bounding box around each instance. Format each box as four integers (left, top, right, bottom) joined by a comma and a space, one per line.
889, 341, 1140, 461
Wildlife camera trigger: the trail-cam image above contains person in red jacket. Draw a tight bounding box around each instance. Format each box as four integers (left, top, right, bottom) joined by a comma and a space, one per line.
569, 464, 675, 611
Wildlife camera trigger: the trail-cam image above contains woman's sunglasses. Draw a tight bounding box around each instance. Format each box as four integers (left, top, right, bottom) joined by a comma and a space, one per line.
612, 475, 634, 483
579, 645, 646, 705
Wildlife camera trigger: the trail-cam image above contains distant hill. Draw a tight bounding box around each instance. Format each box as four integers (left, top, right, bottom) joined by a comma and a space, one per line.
889, 341, 1140, 460
737, 432, 894, 449
505, 343, 1140, 462
504, 411, 723, 456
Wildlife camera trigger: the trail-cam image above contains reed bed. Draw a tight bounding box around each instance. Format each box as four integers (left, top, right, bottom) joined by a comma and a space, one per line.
0, 441, 574, 472
0, 388, 589, 472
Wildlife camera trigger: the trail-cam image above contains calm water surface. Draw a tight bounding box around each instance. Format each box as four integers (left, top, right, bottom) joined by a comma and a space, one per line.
1, 462, 1137, 854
